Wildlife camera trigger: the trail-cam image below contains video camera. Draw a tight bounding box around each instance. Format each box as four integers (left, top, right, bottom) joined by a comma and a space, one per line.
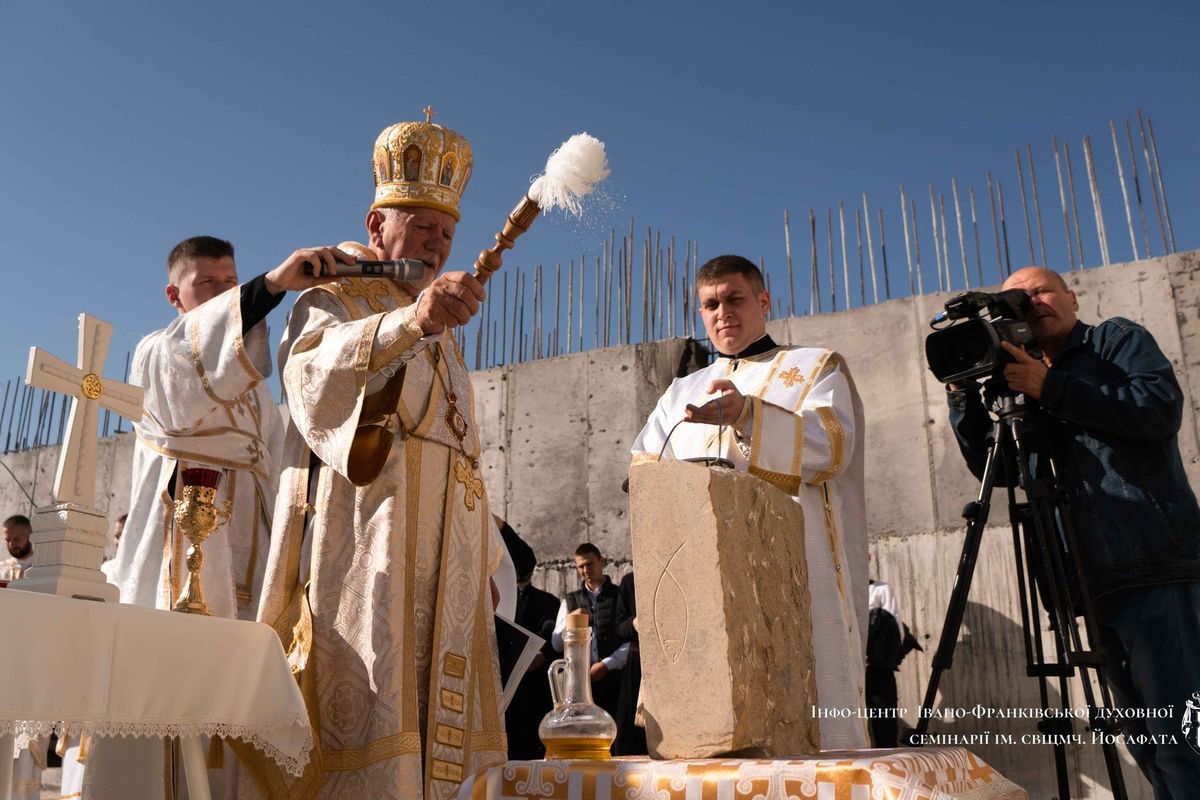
925, 289, 1041, 384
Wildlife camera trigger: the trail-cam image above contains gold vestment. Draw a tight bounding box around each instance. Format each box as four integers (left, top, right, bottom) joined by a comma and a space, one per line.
249, 272, 505, 799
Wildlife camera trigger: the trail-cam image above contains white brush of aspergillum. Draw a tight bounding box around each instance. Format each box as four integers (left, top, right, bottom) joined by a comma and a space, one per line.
527, 133, 611, 218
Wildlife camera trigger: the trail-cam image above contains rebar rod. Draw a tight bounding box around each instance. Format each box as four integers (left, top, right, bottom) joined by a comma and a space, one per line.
1027, 145, 1049, 267
1064, 141, 1087, 269
1083, 135, 1111, 265
809, 209, 820, 313
1146, 117, 1176, 252
1052, 136, 1077, 270
863, 194, 878, 303
1109, 120, 1139, 261
785, 209, 796, 316
928, 185, 943, 291
1124, 119, 1152, 259
951, 179, 970, 288
1015, 150, 1036, 265
1138, 110, 1169, 255
828, 209, 836, 311
878, 206, 891, 300
968, 187, 983, 287
901, 186, 915, 295
839, 201, 850, 309
997, 181, 1013, 275
855, 207, 865, 306
911, 198, 925, 295
987, 172, 1002, 279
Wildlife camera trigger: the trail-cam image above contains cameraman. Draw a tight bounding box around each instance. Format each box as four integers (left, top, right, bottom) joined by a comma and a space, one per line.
946, 266, 1200, 798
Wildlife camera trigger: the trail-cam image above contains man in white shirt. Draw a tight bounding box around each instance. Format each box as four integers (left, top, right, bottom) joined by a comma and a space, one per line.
552, 543, 630, 722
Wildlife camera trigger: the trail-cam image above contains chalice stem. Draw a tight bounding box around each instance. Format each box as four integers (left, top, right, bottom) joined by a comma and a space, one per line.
174, 545, 210, 616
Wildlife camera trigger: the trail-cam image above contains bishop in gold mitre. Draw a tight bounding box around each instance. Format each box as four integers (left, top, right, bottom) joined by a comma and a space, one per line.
249, 109, 508, 800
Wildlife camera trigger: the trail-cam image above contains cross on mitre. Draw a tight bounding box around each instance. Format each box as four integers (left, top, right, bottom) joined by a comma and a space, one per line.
26, 313, 144, 510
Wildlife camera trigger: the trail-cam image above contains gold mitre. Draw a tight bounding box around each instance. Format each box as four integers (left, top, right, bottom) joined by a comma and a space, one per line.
371, 106, 473, 221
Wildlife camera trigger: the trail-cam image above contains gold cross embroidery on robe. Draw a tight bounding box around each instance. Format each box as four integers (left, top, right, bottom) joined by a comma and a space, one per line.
778, 366, 804, 388
454, 458, 483, 511
341, 279, 390, 313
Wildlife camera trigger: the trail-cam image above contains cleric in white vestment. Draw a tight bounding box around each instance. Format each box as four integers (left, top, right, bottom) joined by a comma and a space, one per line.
91, 237, 343, 798
114, 236, 342, 621
631, 253, 870, 749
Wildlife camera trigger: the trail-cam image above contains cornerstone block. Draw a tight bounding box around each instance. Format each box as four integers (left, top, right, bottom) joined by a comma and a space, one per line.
629, 460, 819, 758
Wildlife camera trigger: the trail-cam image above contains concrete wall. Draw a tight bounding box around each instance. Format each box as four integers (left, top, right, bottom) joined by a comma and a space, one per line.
6, 251, 1199, 797
0, 431, 133, 540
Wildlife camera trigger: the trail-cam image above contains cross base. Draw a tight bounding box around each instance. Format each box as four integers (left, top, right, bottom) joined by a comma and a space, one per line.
10, 503, 117, 602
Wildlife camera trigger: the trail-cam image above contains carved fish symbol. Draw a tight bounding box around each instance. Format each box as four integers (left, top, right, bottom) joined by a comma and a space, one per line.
653, 540, 689, 664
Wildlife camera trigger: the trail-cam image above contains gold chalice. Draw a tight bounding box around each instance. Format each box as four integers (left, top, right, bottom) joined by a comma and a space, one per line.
172, 468, 222, 616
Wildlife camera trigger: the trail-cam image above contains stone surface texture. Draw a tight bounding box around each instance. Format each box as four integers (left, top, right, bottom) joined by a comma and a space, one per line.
628, 460, 819, 759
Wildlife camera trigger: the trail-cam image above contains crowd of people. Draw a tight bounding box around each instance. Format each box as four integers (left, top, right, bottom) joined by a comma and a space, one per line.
3, 107, 1199, 800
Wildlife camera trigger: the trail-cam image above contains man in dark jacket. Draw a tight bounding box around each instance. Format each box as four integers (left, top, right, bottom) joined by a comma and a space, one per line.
948, 266, 1200, 798
552, 543, 629, 725
498, 522, 560, 760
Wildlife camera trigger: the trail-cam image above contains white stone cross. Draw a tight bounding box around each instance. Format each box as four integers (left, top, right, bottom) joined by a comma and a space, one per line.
26, 313, 143, 510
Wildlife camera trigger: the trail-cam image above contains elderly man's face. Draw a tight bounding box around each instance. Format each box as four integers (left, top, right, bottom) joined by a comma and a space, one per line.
3, 522, 32, 560
368, 207, 457, 295
698, 273, 770, 355
1003, 267, 1078, 349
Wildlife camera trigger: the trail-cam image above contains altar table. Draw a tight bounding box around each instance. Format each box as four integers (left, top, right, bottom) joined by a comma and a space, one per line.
455, 748, 1027, 800
0, 589, 311, 800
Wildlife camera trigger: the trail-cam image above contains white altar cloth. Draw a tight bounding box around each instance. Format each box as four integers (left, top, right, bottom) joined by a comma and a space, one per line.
0, 589, 311, 779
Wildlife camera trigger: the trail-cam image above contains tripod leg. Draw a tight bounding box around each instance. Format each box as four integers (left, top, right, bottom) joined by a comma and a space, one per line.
910, 421, 1006, 741
1014, 507, 1075, 799
1009, 422, 1128, 800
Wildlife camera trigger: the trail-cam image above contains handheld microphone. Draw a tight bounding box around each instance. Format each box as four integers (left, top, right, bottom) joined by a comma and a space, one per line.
303, 259, 429, 281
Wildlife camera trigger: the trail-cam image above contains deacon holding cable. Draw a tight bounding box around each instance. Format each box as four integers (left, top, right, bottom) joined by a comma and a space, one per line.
630, 254, 870, 750
250, 109, 609, 800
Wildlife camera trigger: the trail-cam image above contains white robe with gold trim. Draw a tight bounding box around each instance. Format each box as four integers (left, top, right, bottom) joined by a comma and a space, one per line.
631, 345, 870, 749
113, 287, 282, 621
249, 266, 505, 800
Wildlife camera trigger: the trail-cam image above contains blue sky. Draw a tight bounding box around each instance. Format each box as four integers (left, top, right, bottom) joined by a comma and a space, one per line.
0, 0, 1196, 412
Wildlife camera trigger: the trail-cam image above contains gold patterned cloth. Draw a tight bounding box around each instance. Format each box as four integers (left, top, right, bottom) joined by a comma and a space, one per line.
456, 750, 1027, 800
249, 259, 506, 799
630, 346, 869, 749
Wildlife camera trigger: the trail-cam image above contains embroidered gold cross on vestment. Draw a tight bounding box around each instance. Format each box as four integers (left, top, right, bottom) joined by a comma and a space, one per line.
341, 279, 390, 313
454, 458, 484, 512
778, 366, 804, 388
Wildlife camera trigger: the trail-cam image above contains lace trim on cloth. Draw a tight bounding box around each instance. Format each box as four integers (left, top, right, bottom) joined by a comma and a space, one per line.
4, 717, 313, 777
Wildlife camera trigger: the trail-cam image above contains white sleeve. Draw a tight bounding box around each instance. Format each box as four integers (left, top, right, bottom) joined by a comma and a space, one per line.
551, 599, 568, 653
601, 641, 630, 671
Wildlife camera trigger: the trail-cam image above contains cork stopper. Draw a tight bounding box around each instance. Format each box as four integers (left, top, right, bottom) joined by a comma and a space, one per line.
565, 612, 591, 629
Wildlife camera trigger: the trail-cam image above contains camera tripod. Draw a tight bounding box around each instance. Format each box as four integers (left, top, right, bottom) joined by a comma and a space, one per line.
907, 382, 1128, 800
